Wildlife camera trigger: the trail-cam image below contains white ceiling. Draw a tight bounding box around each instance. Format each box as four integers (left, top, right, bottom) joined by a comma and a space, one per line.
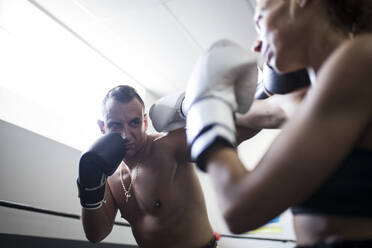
0, 0, 258, 149
24, 0, 258, 97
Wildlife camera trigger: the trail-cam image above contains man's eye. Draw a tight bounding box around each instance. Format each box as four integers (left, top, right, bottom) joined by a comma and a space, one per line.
109, 123, 121, 129
130, 120, 140, 126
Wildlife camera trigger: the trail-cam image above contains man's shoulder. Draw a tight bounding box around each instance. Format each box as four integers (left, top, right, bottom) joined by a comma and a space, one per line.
149, 129, 186, 141
147, 129, 186, 150
148, 132, 166, 141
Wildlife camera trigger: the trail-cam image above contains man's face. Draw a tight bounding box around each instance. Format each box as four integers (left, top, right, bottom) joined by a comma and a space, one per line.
99, 97, 148, 158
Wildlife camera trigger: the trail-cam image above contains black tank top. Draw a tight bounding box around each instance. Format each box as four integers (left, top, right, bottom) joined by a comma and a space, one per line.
292, 148, 372, 217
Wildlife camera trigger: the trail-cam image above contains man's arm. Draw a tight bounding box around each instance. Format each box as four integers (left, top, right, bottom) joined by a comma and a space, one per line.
235, 99, 282, 144
149, 89, 308, 153
149, 67, 309, 146
82, 183, 118, 243
158, 128, 191, 164
77, 133, 126, 242
236, 87, 309, 143
235, 61, 311, 142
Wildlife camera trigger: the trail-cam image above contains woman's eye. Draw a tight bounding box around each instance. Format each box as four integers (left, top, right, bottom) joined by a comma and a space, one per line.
255, 14, 262, 31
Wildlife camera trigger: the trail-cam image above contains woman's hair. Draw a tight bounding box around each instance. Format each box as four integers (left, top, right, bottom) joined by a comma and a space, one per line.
323, 0, 372, 36
290, 0, 372, 36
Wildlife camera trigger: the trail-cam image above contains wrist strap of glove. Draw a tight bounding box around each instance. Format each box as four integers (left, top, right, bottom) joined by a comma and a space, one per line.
77, 178, 106, 209
187, 99, 236, 171
192, 126, 235, 171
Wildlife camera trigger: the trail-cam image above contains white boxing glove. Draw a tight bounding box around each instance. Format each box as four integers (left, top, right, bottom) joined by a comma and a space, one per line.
184, 39, 258, 171
149, 91, 187, 132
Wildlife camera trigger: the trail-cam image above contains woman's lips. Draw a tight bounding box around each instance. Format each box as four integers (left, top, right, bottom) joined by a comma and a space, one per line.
253, 39, 271, 61
253, 40, 263, 53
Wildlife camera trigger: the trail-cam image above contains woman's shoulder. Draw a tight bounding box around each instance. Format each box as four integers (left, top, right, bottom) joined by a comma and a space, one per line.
337, 35, 372, 65
350, 34, 372, 48
315, 35, 372, 106
323, 35, 372, 85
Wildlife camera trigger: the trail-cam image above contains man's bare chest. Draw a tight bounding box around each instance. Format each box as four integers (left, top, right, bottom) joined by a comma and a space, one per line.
109, 165, 179, 222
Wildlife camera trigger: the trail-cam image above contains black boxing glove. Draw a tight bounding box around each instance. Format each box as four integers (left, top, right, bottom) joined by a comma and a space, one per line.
255, 63, 311, 99
77, 133, 126, 209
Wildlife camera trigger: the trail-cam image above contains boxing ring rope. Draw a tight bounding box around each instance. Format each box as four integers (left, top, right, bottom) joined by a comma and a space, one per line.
219, 233, 295, 243
0, 200, 296, 243
0, 200, 130, 227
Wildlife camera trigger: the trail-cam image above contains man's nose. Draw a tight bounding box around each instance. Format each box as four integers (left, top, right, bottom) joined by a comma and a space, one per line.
120, 126, 131, 142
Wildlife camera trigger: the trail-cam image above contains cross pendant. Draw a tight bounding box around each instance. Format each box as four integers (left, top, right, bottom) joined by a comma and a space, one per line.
125, 192, 131, 202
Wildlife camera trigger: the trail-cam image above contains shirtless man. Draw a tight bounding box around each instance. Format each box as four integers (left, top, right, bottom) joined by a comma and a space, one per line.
77, 85, 216, 248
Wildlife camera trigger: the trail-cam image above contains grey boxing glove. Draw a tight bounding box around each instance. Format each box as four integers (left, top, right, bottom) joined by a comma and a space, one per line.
149, 92, 186, 132
184, 39, 258, 171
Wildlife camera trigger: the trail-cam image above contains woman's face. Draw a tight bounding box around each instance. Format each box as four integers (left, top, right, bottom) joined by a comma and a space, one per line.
254, 0, 303, 72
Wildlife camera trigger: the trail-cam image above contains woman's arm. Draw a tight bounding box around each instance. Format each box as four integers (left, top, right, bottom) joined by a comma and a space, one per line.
205, 37, 372, 233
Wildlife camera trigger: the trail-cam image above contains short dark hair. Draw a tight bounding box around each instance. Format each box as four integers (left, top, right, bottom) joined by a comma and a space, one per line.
102, 85, 145, 117
323, 0, 372, 36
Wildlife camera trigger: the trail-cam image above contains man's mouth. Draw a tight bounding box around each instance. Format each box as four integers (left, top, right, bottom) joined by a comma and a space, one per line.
125, 143, 135, 149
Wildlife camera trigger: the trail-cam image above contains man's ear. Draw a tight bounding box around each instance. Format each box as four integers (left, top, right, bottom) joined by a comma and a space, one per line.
97, 120, 105, 134
143, 113, 148, 131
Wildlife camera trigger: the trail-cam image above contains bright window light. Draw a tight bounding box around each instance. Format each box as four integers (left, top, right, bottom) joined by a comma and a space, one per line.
0, 0, 146, 151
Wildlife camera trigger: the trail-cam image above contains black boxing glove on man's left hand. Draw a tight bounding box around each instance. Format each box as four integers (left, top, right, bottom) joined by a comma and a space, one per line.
77, 133, 126, 209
